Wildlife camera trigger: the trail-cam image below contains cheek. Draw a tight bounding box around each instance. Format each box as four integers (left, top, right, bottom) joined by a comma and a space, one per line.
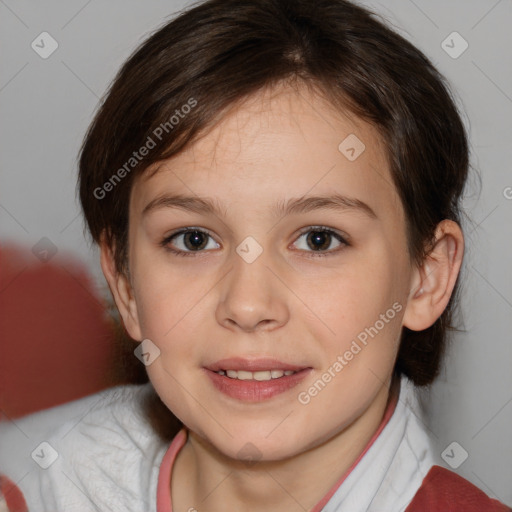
318, 257, 395, 325
310, 253, 403, 366
132, 268, 195, 348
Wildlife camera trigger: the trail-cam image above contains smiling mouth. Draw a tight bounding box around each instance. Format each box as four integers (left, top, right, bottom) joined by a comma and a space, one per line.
205, 362, 312, 402
215, 369, 298, 381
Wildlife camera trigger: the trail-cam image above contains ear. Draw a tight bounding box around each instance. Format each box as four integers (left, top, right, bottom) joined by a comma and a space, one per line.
99, 235, 143, 341
402, 220, 464, 331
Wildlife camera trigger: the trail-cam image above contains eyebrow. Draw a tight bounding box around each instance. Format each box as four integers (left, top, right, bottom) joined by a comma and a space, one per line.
142, 193, 377, 220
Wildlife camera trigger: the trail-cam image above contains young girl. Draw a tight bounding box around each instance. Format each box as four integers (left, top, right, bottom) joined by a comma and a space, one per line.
1, 0, 510, 510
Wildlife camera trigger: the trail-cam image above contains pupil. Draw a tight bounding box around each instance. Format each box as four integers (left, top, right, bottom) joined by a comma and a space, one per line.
185, 231, 207, 250
308, 231, 330, 251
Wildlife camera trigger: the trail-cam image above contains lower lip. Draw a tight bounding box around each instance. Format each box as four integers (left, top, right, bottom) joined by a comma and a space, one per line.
204, 368, 311, 402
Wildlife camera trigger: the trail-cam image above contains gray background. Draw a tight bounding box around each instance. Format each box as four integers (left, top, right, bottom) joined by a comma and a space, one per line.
1, 0, 511, 505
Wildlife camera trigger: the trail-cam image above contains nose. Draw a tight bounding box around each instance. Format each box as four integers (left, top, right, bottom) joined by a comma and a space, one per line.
215, 249, 289, 333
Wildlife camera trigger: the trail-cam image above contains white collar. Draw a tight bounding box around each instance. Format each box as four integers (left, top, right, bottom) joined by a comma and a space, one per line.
322, 375, 436, 511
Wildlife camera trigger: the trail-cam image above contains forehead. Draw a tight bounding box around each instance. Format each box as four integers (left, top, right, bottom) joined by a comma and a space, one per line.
133, 83, 403, 224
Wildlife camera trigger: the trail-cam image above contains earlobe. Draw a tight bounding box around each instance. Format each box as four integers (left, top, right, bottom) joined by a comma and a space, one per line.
402, 220, 464, 331
99, 236, 142, 341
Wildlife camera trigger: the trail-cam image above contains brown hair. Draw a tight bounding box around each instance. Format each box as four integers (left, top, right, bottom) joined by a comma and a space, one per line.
78, 0, 470, 391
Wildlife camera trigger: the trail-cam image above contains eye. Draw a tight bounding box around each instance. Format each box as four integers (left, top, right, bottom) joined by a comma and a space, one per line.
161, 228, 219, 256
161, 226, 349, 258
292, 226, 349, 257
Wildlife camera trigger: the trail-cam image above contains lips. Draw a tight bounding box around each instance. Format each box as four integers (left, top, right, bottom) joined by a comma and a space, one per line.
204, 357, 312, 402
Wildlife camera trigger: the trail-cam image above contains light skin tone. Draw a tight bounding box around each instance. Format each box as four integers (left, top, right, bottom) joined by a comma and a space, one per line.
101, 82, 464, 511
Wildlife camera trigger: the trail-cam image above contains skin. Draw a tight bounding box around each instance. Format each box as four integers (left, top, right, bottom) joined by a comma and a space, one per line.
101, 82, 464, 511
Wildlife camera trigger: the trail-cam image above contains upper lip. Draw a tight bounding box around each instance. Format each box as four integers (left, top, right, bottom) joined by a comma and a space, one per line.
205, 357, 308, 372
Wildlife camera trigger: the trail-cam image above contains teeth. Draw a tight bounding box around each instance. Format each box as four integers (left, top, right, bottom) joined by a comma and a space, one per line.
253, 371, 271, 381
216, 369, 298, 380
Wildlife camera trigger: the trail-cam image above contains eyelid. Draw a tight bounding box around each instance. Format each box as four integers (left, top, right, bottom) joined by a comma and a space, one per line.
161, 225, 350, 257
162, 226, 214, 241
295, 225, 350, 244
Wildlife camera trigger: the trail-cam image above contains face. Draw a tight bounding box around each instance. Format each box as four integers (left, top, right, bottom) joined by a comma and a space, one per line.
120, 83, 415, 461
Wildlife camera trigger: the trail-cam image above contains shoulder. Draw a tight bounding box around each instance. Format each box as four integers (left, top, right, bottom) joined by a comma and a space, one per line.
405, 465, 512, 512
1, 383, 169, 512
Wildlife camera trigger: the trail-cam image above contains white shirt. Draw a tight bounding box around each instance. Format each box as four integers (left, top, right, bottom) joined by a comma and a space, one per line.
0, 375, 437, 511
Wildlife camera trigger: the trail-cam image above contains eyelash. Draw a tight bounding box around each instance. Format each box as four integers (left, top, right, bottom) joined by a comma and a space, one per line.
160, 226, 350, 258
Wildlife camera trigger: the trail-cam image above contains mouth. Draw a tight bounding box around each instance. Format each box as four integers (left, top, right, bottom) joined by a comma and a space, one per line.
204, 358, 312, 402
215, 369, 298, 381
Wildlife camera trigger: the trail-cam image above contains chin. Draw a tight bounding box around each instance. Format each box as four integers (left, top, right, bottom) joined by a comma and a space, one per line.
208, 424, 310, 463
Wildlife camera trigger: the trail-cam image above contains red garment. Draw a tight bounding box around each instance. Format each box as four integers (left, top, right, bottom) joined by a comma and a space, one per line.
0, 475, 28, 512
405, 465, 512, 512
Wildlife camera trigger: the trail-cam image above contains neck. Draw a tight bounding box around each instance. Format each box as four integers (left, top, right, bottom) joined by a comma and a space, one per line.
172, 376, 399, 512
